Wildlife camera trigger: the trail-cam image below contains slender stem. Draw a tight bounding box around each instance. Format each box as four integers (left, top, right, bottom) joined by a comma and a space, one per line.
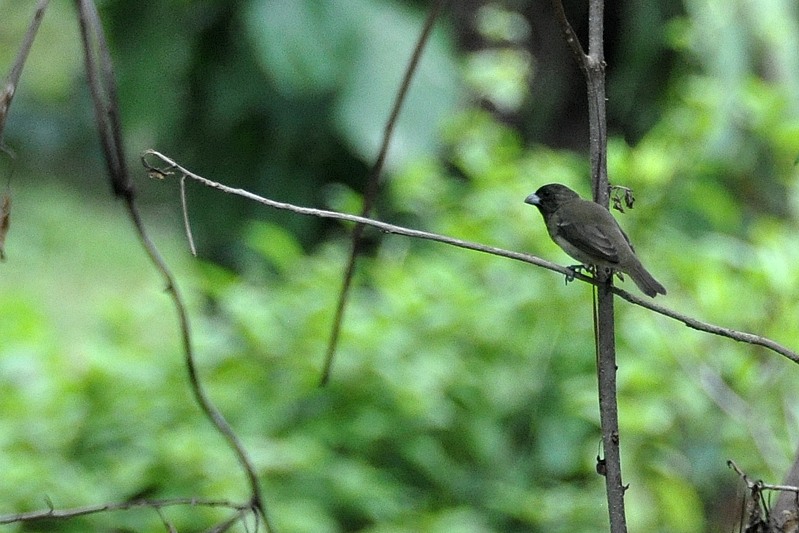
549, 0, 587, 73
585, 8, 607, 202
322, 0, 448, 385
0, 0, 50, 142
596, 283, 627, 533
0, 497, 249, 525
141, 150, 799, 367
551, 0, 625, 528
76, 2, 272, 529
180, 175, 197, 256
581, 0, 628, 530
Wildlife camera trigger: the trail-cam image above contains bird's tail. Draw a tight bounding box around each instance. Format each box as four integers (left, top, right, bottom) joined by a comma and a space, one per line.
627, 263, 667, 298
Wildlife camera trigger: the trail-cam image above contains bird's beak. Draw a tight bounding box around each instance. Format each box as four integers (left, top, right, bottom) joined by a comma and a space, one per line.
524, 193, 540, 206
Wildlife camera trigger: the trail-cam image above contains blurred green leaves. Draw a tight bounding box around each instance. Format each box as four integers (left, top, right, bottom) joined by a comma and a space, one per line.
246, 1, 351, 97
2, 0, 799, 532
0, 0, 81, 102
246, 0, 461, 169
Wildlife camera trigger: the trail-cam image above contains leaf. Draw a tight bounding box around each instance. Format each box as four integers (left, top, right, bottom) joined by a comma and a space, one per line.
610, 184, 634, 212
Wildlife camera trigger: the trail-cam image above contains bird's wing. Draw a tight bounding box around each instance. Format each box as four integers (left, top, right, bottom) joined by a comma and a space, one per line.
618, 226, 635, 253
556, 218, 621, 264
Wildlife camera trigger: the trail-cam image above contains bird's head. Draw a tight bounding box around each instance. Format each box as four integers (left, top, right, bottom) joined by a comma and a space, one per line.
524, 183, 580, 215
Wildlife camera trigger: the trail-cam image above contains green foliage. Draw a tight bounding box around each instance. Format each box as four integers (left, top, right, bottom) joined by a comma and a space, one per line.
4, 103, 799, 531
2, 1, 799, 532
0, 0, 460, 258
246, 0, 460, 167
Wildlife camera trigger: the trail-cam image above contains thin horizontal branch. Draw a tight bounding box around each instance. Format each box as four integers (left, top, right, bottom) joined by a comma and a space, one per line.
142, 151, 575, 274
141, 149, 799, 366
728, 460, 799, 494
0, 497, 250, 525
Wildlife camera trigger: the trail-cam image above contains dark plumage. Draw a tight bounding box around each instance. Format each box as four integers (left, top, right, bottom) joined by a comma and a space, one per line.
524, 183, 666, 297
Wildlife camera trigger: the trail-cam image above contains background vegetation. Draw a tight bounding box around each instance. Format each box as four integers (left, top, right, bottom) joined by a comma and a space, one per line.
0, 0, 798, 531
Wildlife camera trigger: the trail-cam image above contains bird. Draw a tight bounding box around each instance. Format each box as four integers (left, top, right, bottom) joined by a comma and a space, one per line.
524, 183, 666, 297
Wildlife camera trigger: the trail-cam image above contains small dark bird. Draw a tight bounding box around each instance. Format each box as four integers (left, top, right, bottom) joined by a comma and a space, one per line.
524, 183, 666, 297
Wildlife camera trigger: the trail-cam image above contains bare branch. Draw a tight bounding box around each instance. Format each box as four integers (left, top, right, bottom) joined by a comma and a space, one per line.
0, 497, 250, 525
180, 175, 197, 256
0, 0, 50, 144
550, 0, 587, 73
0, 194, 10, 261
552, 0, 623, 529
773, 444, 799, 523
728, 460, 799, 494
142, 149, 799, 366
324, 0, 449, 385
75, 0, 131, 198
728, 459, 799, 530
76, 3, 273, 530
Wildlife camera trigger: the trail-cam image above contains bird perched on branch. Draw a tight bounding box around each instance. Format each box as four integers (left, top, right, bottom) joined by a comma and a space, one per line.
524, 183, 666, 298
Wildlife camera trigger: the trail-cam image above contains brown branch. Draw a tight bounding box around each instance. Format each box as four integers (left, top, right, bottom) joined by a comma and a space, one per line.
728, 459, 799, 530
625, 291, 799, 363
75, 3, 272, 531
123, 202, 271, 530
0, 497, 250, 525
179, 175, 197, 256
550, 0, 587, 73
0, 0, 52, 259
75, 0, 132, 198
553, 0, 622, 529
323, 0, 449, 386
142, 149, 799, 366
729, 460, 799, 495
0, 0, 50, 145
0, 194, 10, 261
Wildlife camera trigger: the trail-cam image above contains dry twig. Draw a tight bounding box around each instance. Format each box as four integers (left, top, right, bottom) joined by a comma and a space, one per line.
142, 149, 799, 367
74, 2, 273, 530
0, 497, 250, 525
323, 0, 449, 385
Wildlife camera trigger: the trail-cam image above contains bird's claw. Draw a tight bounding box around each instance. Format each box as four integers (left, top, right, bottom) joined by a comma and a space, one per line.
565, 264, 591, 285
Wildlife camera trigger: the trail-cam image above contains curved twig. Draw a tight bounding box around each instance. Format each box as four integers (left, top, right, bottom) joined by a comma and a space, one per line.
123, 201, 268, 529
729, 460, 799, 495
142, 149, 799, 366
76, 2, 272, 530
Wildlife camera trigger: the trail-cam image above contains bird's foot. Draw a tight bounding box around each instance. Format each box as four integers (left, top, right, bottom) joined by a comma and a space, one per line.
594, 266, 621, 284
565, 264, 592, 285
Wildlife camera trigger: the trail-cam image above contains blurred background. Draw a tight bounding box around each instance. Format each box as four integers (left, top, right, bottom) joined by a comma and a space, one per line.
1, 0, 798, 531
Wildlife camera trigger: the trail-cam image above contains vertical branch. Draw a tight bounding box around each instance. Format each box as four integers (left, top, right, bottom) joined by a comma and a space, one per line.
75, 0, 131, 198
74, 2, 274, 530
586, 1, 608, 204
320, 0, 448, 385
551, 0, 626, 531
586, 1, 626, 530
595, 287, 627, 532
550, 0, 587, 75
